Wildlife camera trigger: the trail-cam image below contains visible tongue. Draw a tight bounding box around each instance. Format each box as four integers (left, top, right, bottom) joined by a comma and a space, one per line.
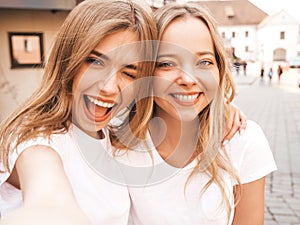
87, 100, 108, 118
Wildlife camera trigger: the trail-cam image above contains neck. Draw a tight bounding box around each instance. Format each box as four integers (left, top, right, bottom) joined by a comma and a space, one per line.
150, 107, 199, 167
72, 121, 104, 140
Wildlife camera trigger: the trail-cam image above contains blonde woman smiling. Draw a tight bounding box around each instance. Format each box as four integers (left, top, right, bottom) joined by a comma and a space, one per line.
120, 3, 277, 225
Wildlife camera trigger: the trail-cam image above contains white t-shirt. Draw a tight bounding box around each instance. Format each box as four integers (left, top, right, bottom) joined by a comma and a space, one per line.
0, 125, 130, 225
117, 120, 277, 225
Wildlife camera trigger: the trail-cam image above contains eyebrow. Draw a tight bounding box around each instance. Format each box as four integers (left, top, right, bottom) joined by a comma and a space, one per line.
91, 50, 110, 61
157, 51, 215, 59
195, 51, 215, 57
156, 53, 178, 59
124, 64, 137, 70
91, 50, 137, 70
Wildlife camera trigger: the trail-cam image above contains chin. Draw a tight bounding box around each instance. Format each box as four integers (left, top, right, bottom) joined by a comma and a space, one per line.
175, 111, 199, 122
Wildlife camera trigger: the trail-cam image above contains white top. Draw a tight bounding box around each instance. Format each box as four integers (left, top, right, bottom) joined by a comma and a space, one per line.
118, 120, 277, 225
0, 125, 130, 225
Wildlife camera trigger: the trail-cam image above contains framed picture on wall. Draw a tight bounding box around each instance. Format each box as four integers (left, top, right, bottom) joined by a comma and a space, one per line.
8, 32, 44, 69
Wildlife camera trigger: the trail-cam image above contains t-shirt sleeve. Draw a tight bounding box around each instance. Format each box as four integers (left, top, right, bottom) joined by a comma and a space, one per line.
228, 120, 277, 184
0, 137, 59, 186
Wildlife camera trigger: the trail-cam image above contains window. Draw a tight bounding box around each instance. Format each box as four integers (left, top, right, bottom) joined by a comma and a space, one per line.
232, 32, 235, 38
280, 31, 285, 40
245, 46, 249, 52
225, 6, 235, 19
245, 31, 249, 37
8, 32, 44, 69
221, 32, 225, 38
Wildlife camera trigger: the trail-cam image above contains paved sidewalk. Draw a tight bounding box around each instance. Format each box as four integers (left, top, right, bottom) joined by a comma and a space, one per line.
234, 68, 300, 225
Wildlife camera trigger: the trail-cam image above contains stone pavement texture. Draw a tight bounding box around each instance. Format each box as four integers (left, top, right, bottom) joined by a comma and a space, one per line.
233, 65, 300, 225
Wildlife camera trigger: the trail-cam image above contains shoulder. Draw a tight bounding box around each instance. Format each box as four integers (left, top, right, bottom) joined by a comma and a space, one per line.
0, 131, 72, 184
11, 144, 80, 209
17, 145, 64, 168
230, 120, 268, 147
17, 131, 72, 157
244, 120, 266, 138
227, 120, 277, 183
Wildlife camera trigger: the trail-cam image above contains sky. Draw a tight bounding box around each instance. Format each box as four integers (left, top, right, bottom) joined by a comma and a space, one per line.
248, 0, 300, 22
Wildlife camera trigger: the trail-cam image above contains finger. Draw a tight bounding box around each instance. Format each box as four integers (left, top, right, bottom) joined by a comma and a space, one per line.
223, 106, 237, 144
224, 104, 235, 137
238, 111, 247, 134
223, 109, 241, 143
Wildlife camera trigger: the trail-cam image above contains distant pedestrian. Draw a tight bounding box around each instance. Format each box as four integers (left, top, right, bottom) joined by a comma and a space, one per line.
234, 61, 240, 75
268, 67, 273, 84
277, 65, 283, 83
260, 65, 264, 81
242, 61, 247, 76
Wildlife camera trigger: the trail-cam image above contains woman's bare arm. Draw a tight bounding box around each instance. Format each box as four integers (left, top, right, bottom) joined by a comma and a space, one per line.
232, 177, 266, 225
0, 145, 92, 225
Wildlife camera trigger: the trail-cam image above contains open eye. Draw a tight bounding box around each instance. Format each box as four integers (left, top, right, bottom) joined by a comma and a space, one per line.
196, 59, 213, 67
85, 57, 105, 67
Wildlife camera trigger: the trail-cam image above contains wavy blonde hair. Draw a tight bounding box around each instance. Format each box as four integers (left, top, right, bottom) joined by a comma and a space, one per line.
152, 3, 240, 223
0, 0, 157, 172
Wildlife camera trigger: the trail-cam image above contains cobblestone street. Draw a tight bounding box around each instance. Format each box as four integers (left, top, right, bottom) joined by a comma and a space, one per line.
233, 65, 300, 225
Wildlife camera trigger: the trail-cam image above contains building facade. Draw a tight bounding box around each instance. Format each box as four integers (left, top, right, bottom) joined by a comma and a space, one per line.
257, 10, 300, 64
0, 0, 299, 121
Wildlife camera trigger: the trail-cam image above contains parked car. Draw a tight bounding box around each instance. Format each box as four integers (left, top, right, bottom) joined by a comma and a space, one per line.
288, 58, 300, 68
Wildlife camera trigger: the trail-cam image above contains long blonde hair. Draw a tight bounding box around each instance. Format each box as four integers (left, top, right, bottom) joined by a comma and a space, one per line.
153, 3, 240, 223
0, 0, 157, 172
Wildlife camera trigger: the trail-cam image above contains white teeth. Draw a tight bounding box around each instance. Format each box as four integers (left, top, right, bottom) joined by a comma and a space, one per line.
173, 94, 199, 102
87, 96, 114, 108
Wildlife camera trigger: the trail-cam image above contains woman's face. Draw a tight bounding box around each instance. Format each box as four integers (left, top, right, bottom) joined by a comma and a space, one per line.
154, 17, 219, 122
72, 30, 140, 136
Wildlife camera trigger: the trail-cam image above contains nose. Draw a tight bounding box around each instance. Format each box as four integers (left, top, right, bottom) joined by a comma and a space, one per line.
176, 69, 196, 87
98, 72, 120, 95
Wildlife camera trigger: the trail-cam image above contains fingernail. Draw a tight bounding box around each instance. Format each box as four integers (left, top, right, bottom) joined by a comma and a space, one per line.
239, 129, 245, 135
222, 139, 229, 146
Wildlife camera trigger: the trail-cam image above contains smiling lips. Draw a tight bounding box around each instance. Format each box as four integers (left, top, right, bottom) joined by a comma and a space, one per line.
84, 95, 116, 122
170, 92, 202, 106
84, 92, 202, 121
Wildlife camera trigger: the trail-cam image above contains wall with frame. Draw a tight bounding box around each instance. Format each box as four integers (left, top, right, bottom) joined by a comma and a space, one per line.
0, 9, 69, 121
